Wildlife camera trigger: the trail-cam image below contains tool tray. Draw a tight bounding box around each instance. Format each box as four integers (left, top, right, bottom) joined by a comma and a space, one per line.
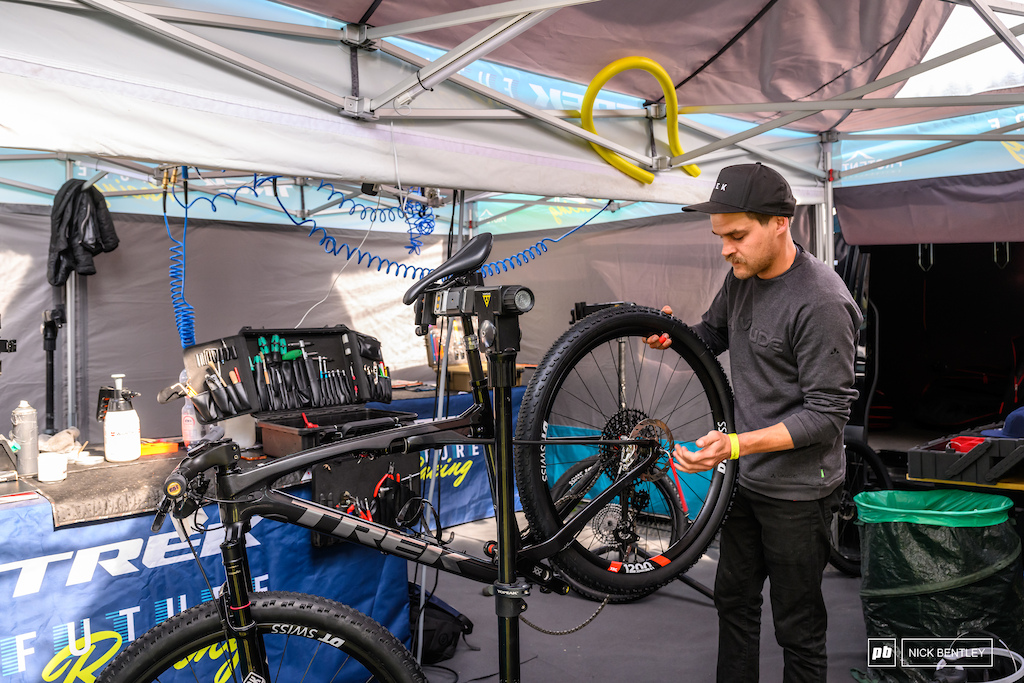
183, 325, 403, 455
908, 428, 1024, 485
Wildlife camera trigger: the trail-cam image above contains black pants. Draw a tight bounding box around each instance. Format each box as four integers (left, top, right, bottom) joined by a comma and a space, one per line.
714, 485, 840, 683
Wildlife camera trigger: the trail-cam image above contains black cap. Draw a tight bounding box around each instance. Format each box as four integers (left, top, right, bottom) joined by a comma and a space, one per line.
683, 162, 795, 217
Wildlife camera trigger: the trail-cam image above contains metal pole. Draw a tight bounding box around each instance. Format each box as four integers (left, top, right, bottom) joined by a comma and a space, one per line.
64, 160, 76, 430
66, 273, 76, 429
492, 365, 520, 683
821, 139, 835, 267
417, 189, 466, 661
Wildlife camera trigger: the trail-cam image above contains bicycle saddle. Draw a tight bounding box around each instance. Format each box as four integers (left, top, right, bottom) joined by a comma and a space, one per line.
403, 232, 493, 305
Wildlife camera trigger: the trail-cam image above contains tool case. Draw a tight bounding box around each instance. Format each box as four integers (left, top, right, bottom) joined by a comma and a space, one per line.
908, 431, 1024, 485
182, 325, 412, 456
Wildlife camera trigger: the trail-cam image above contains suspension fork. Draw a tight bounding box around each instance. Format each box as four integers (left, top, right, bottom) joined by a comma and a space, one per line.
217, 515, 269, 677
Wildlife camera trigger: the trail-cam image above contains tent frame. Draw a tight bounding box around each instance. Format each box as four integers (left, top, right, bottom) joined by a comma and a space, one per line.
7, 0, 1024, 434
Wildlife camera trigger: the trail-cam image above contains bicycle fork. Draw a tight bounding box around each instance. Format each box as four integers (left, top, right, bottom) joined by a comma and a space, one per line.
216, 518, 270, 680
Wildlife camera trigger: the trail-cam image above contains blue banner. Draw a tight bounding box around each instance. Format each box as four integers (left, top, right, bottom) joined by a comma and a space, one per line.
0, 495, 409, 682
837, 105, 1024, 187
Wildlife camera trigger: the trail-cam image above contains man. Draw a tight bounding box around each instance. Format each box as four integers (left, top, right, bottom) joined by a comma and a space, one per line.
647, 163, 861, 682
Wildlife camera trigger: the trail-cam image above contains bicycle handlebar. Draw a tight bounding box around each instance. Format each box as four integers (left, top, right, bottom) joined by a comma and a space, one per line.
152, 429, 238, 531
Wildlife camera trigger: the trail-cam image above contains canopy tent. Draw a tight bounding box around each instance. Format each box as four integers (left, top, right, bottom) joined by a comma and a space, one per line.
5, 0, 1024, 437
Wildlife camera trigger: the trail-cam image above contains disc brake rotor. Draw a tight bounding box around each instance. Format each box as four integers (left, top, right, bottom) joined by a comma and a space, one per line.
623, 418, 674, 482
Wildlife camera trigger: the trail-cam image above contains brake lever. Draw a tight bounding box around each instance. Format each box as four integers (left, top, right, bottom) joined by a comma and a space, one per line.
152, 497, 172, 533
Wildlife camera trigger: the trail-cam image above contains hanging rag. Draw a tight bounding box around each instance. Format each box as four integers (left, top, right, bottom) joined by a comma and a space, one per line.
47, 179, 119, 286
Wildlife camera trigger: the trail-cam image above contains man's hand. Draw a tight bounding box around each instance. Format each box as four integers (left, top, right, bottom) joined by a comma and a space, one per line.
673, 429, 731, 473
643, 305, 674, 349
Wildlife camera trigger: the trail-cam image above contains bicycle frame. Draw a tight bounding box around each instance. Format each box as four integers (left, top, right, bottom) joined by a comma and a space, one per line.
166, 277, 661, 683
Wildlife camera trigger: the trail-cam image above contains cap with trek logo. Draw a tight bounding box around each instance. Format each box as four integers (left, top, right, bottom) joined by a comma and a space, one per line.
683, 162, 796, 217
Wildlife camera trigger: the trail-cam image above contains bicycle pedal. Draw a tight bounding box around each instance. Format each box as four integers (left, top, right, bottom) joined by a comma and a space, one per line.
483, 540, 497, 559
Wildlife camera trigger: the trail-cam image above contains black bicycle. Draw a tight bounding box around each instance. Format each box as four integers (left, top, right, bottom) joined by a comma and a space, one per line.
96, 232, 736, 683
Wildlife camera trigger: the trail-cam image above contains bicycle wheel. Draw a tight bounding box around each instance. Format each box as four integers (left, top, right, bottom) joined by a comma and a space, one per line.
550, 455, 688, 601
828, 440, 892, 577
515, 305, 736, 602
96, 591, 424, 683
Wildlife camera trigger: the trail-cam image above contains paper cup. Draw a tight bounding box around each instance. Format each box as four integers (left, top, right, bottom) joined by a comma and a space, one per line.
37, 451, 67, 482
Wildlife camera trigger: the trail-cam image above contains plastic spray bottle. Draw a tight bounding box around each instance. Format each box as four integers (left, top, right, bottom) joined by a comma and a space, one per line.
103, 374, 141, 462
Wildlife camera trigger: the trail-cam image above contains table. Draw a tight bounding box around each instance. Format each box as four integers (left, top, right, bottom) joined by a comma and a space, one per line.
0, 388, 524, 680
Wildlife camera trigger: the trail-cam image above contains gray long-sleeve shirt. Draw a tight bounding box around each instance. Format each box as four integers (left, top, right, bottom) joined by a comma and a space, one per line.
691, 246, 862, 500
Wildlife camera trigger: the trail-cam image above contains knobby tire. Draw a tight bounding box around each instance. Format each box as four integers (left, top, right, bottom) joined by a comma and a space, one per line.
515, 305, 736, 602
96, 591, 424, 683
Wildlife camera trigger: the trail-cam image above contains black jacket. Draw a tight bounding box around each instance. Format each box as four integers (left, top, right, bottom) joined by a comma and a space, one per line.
47, 179, 119, 286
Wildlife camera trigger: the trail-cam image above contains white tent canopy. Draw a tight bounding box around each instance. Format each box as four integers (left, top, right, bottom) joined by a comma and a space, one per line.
5, 0, 1024, 437
0, 0, 972, 205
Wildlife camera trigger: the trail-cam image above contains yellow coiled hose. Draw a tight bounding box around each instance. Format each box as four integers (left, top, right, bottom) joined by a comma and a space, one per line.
581, 56, 701, 184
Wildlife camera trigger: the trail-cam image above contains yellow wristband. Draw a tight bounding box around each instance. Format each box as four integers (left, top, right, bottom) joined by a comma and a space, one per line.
728, 433, 740, 460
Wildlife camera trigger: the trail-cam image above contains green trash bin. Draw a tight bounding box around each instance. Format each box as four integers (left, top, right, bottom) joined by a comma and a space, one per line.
856, 489, 1024, 682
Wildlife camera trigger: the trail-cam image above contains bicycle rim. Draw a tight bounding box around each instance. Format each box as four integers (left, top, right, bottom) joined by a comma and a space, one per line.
515, 305, 736, 601
96, 592, 424, 683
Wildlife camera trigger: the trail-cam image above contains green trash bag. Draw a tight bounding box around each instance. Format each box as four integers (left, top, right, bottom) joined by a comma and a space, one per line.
855, 489, 1024, 683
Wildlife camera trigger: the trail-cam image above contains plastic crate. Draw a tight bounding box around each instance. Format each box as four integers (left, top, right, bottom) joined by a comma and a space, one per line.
907, 434, 1024, 485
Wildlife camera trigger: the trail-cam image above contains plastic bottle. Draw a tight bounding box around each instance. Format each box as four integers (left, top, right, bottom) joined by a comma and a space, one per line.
11, 400, 38, 476
180, 369, 202, 447
104, 374, 141, 462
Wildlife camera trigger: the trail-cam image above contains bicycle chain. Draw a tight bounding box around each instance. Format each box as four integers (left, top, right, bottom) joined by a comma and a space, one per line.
519, 595, 609, 636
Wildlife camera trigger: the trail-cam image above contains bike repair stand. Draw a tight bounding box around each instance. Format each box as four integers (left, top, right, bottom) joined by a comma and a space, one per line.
473, 287, 531, 683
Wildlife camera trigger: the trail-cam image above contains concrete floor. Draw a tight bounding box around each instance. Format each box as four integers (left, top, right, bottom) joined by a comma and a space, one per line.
418, 514, 869, 682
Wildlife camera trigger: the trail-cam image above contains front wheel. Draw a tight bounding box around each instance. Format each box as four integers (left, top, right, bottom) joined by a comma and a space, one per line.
515, 305, 736, 602
96, 591, 424, 683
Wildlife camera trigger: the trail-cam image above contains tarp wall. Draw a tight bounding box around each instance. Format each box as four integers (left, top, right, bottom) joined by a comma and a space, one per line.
834, 167, 1024, 245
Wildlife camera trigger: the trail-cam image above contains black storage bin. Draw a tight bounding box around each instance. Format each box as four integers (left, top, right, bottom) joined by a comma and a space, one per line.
908, 434, 1024, 485
856, 490, 1024, 682
258, 406, 416, 457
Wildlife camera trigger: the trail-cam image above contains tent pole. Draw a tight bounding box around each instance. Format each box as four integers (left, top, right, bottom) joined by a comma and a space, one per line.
371, 9, 559, 111
64, 159, 77, 432
76, 0, 350, 111
677, 116, 825, 178
363, 0, 598, 41
378, 41, 653, 166
965, 0, 1024, 66
820, 135, 835, 269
